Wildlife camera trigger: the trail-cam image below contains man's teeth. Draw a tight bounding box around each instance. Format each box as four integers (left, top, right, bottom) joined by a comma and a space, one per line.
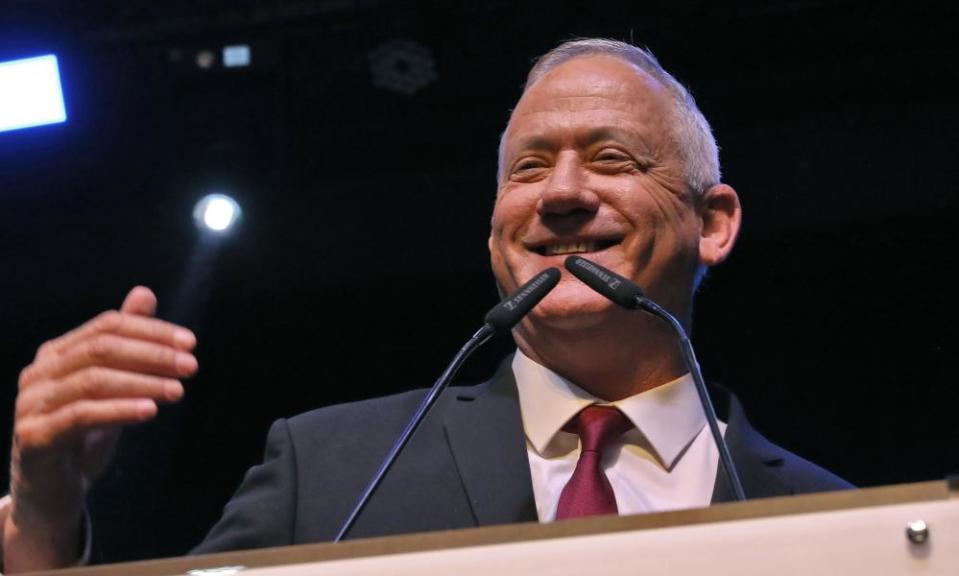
543, 242, 600, 256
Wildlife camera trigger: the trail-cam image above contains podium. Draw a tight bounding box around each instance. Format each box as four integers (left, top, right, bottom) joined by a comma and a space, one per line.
29, 480, 957, 575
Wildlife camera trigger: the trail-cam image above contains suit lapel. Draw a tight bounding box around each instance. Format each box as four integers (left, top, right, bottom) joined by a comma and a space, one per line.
443, 360, 538, 526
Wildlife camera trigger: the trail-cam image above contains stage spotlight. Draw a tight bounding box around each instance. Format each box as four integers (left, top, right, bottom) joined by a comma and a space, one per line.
195, 50, 217, 70
194, 194, 241, 233
0, 55, 67, 133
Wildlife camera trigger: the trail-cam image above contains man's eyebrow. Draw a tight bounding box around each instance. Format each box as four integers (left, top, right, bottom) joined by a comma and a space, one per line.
509, 127, 650, 155
509, 135, 555, 154
576, 127, 647, 149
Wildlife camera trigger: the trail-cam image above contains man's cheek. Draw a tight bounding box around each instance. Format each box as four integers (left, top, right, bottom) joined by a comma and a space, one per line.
492, 248, 527, 295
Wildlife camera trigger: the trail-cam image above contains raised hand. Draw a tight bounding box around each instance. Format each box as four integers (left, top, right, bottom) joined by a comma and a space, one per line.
3, 287, 197, 572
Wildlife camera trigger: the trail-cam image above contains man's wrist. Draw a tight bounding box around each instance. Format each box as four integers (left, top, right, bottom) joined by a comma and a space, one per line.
8, 496, 83, 535
0, 494, 9, 571
3, 499, 84, 573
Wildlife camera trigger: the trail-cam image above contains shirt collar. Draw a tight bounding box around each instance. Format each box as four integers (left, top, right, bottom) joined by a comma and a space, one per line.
512, 350, 706, 469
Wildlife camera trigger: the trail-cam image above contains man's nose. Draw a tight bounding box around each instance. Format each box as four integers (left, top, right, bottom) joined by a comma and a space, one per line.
537, 154, 600, 216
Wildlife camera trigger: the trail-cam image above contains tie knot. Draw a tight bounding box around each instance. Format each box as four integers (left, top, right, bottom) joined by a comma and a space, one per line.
567, 405, 633, 453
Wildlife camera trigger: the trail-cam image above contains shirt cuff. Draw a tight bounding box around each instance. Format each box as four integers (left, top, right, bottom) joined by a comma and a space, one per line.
78, 506, 93, 566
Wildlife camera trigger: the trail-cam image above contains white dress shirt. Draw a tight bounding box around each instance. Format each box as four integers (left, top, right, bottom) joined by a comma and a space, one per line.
512, 351, 726, 521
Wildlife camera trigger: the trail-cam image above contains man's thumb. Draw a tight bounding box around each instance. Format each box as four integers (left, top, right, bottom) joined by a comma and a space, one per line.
120, 286, 158, 316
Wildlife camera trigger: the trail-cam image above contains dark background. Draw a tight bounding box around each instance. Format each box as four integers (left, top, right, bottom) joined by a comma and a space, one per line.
2, 0, 957, 563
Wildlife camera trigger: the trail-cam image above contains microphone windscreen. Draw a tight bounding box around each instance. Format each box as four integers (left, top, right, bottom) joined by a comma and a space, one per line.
564, 256, 644, 309
484, 267, 561, 331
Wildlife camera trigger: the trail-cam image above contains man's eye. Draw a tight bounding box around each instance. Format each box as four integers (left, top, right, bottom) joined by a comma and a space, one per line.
594, 150, 631, 162
594, 151, 651, 172
513, 159, 546, 173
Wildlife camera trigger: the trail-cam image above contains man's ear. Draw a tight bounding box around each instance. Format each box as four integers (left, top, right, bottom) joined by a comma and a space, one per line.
698, 183, 741, 267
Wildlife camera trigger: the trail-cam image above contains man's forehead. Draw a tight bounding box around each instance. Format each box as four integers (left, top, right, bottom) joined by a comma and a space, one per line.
503, 56, 673, 147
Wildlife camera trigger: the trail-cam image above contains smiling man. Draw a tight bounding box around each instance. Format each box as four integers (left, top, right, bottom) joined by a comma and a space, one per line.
490, 45, 739, 402
482, 39, 848, 521
2, 39, 850, 572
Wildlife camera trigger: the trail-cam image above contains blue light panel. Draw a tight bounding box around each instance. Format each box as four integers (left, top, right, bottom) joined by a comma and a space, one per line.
0, 55, 67, 133
223, 45, 251, 68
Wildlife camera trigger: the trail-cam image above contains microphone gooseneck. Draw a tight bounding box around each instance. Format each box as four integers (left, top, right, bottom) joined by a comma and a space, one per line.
564, 255, 747, 502
334, 267, 561, 542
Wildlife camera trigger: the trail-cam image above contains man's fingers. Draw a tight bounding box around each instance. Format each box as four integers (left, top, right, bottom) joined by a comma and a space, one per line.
34, 311, 196, 365
30, 334, 198, 383
121, 285, 157, 317
14, 399, 158, 450
17, 368, 184, 418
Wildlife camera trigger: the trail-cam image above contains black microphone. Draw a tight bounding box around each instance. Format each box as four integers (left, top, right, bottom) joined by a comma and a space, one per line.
334, 267, 561, 542
564, 256, 747, 502
564, 255, 642, 309
484, 267, 562, 330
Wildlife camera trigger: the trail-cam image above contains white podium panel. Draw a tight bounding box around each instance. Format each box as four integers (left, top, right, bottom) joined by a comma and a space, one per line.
26, 481, 958, 576
227, 498, 958, 576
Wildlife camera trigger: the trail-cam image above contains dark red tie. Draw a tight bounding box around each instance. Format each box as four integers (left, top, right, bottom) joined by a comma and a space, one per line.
555, 405, 634, 520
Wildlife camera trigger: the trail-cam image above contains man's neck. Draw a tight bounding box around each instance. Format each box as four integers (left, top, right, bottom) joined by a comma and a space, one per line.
513, 314, 687, 401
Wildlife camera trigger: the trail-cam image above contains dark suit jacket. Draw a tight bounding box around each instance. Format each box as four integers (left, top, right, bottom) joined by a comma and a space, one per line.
193, 360, 852, 554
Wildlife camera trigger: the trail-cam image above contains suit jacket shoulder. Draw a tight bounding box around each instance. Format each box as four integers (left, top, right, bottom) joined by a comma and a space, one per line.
712, 387, 853, 502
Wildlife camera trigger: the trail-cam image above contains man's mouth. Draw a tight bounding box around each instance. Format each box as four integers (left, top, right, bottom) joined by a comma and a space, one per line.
535, 240, 618, 256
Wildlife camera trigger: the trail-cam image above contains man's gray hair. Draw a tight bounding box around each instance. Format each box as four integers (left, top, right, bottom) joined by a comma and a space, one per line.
498, 38, 720, 196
